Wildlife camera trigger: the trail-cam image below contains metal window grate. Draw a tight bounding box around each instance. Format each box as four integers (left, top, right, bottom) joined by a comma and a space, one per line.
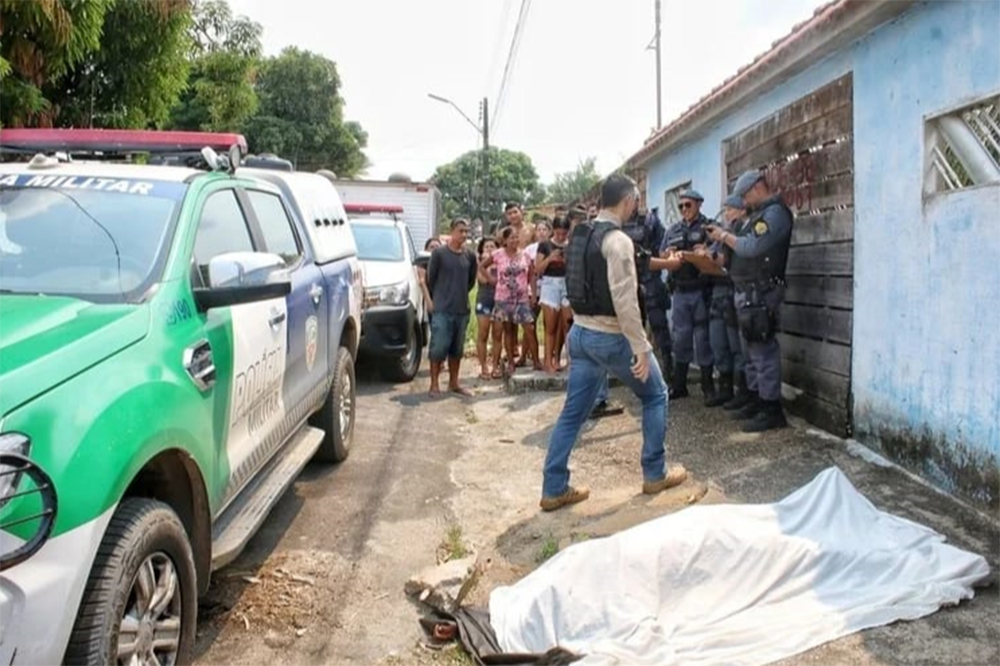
662, 181, 692, 226
962, 101, 1000, 167
928, 96, 1000, 193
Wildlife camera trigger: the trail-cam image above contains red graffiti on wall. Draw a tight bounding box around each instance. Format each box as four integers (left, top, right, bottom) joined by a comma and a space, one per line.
764, 152, 816, 212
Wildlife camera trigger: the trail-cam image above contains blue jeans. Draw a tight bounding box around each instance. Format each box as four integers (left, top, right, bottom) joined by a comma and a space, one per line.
595, 374, 609, 405
543, 326, 668, 498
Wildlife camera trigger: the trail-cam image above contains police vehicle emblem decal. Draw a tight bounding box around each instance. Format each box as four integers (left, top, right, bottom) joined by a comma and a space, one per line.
305, 315, 319, 372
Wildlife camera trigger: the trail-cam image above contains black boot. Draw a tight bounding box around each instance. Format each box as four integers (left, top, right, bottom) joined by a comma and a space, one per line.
742, 400, 788, 432
731, 392, 761, 421
700, 366, 716, 405
705, 372, 733, 407
723, 371, 750, 411
669, 362, 689, 399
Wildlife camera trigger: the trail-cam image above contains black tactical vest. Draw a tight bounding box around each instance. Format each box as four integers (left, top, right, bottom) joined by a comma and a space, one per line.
730, 200, 794, 285
621, 217, 649, 248
567, 220, 617, 317
664, 215, 711, 289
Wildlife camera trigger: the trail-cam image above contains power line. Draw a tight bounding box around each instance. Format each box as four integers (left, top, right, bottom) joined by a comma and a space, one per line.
492, 0, 532, 133
485, 0, 516, 98
492, 0, 530, 131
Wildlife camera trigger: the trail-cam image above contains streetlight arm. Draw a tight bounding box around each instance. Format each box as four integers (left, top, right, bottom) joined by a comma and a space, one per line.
427, 93, 483, 136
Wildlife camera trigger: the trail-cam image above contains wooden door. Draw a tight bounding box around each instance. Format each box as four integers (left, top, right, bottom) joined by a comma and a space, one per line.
723, 74, 855, 436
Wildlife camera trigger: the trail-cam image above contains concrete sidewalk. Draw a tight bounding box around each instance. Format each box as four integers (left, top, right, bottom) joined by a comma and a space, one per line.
426, 370, 999, 666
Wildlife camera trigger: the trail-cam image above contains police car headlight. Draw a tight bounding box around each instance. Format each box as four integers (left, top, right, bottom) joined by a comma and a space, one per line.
0, 433, 30, 508
365, 281, 409, 307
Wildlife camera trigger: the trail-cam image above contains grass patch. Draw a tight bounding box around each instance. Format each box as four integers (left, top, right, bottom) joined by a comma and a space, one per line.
536, 534, 560, 563
465, 282, 551, 355
382, 643, 473, 666
465, 283, 479, 353
439, 524, 470, 562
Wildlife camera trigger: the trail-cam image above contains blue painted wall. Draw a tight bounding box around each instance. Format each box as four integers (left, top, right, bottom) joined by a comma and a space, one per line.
851, 0, 999, 508
644, 0, 1000, 509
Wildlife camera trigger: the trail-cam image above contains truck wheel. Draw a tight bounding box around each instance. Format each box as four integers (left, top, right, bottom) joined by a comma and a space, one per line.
64, 498, 197, 666
380, 322, 422, 383
312, 346, 356, 463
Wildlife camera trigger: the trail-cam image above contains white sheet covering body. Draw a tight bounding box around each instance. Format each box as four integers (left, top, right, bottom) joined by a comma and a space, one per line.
489, 467, 990, 666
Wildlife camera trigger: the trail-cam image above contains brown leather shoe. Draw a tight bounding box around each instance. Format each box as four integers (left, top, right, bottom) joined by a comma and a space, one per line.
642, 465, 689, 495
539, 485, 590, 512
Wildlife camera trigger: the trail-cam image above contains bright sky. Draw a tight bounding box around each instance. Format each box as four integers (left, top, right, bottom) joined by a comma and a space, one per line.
227, 0, 827, 183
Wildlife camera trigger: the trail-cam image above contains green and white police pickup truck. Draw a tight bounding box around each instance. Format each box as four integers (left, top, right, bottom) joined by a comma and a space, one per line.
0, 129, 362, 666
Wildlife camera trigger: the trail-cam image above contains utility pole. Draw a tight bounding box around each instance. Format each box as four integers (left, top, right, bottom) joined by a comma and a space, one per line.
655, 0, 663, 128
428, 92, 491, 223
481, 97, 490, 223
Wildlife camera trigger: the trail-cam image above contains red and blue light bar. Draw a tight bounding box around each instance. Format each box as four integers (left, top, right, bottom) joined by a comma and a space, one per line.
0, 128, 248, 155
344, 203, 404, 215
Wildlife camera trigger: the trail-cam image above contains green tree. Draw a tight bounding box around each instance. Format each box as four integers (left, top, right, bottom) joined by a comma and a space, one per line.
168, 0, 261, 131
188, 0, 260, 57
431, 147, 545, 221
49, 0, 193, 129
546, 157, 601, 204
244, 47, 368, 176
0, 0, 114, 127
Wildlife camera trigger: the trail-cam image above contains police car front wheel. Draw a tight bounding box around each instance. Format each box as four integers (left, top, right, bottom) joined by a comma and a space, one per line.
381, 322, 422, 383
64, 498, 197, 666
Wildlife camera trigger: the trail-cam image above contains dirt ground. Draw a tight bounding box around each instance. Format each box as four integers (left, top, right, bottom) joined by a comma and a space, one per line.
195, 362, 999, 666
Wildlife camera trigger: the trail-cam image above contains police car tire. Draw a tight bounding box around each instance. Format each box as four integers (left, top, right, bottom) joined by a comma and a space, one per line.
312, 346, 356, 463
380, 322, 422, 383
64, 498, 197, 666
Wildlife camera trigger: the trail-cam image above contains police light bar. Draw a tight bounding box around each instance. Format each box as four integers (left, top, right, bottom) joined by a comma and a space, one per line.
0, 128, 248, 155
344, 203, 404, 215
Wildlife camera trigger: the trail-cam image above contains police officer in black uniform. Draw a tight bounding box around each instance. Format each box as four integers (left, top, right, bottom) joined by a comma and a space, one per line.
707, 170, 794, 432
700, 194, 748, 408
621, 205, 672, 376
660, 190, 715, 401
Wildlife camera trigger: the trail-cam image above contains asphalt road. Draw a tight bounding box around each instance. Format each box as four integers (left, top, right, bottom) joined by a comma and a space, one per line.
194, 358, 467, 665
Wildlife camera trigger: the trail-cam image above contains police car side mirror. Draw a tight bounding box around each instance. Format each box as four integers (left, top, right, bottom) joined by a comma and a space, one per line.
193, 251, 292, 311
413, 251, 431, 269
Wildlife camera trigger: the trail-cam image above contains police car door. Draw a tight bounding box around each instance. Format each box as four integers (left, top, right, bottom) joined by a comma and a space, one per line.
192, 187, 288, 507
243, 188, 330, 433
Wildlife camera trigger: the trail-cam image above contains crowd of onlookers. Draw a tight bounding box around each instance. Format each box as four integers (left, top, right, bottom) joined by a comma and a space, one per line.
418, 202, 596, 396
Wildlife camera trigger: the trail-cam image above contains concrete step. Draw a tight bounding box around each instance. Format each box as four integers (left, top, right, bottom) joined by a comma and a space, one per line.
506, 370, 623, 394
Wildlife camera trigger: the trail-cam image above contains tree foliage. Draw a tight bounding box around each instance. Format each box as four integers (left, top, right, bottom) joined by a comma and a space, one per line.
168, 0, 261, 131
432, 148, 545, 221
244, 47, 368, 176
0, 0, 368, 178
546, 157, 601, 205
0, 0, 114, 126
49, 0, 193, 129
188, 0, 261, 57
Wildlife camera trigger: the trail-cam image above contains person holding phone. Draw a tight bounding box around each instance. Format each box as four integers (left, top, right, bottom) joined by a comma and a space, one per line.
540, 174, 688, 512
535, 216, 573, 372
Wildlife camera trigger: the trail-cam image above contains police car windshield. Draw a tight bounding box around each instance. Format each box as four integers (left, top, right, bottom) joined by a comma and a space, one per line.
0, 177, 183, 303
350, 221, 405, 262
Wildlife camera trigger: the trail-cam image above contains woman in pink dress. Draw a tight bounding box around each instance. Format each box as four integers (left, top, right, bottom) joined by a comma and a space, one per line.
478, 225, 540, 375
